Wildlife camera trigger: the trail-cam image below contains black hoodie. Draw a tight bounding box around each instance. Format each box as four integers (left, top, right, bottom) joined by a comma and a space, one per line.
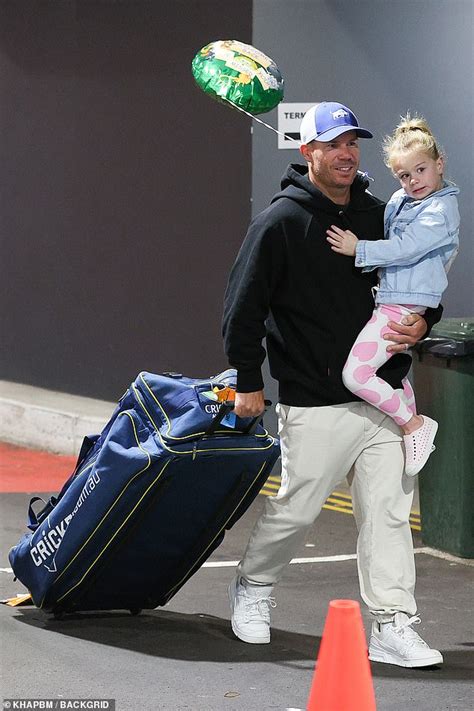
223, 164, 441, 406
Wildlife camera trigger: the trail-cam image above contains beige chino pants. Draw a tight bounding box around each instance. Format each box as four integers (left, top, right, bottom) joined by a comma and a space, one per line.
238, 402, 417, 619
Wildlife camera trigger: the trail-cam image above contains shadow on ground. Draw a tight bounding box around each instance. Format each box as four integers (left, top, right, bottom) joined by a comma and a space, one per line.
11, 606, 474, 682
370, 650, 474, 682
13, 607, 320, 670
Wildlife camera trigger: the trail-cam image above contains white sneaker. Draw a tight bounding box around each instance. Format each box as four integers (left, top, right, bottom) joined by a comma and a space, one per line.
403, 415, 438, 477
228, 575, 276, 644
369, 612, 443, 667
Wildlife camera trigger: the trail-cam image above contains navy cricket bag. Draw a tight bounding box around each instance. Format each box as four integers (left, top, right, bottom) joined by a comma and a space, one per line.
9, 369, 280, 614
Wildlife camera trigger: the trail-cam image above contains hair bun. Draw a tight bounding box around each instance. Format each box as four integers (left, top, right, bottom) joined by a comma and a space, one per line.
395, 115, 433, 138
383, 112, 443, 168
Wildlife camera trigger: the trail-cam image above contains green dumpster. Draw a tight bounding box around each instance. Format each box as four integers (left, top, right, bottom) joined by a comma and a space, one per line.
412, 318, 474, 558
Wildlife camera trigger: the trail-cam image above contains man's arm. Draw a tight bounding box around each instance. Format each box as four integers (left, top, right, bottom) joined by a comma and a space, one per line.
222, 215, 283, 409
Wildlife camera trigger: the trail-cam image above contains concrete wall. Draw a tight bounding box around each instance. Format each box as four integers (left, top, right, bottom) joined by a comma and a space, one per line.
252, 0, 473, 412
0, 0, 252, 400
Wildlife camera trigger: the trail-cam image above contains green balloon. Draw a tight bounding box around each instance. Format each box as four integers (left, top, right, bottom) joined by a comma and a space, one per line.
192, 40, 284, 115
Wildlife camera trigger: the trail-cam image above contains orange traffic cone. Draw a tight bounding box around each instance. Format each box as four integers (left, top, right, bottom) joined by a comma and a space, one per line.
307, 599, 376, 711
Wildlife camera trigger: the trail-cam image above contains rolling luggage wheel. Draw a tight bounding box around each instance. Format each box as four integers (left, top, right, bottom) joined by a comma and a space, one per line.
129, 608, 142, 616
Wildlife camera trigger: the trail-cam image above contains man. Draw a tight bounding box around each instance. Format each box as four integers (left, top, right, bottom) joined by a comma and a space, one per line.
222, 102, 443, 667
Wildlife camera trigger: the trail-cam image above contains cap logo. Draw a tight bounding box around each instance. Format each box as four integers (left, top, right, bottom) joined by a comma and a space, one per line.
331, 109, 349, 120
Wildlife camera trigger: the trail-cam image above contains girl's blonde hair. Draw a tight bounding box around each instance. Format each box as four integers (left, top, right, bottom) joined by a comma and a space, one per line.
383, 113, 443, 171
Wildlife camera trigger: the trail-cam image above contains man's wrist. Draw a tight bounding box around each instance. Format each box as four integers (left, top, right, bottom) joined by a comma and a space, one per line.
422, 304, 443, 339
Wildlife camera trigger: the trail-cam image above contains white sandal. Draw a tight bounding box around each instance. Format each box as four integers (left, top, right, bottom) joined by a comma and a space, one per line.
403, 416, 438, 477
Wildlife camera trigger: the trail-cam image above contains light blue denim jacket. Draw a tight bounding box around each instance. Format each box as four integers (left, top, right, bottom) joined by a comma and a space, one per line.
355, 182, 460, 308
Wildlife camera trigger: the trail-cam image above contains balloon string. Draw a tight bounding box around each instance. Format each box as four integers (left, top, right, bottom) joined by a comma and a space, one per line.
222, 97, 299, 142
222, 98, 375, 180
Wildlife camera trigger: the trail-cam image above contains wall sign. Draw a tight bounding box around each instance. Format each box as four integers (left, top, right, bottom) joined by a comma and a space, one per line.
277, 102, 314, 149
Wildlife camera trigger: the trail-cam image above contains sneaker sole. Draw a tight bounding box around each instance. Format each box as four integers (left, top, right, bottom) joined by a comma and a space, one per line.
369, 640, 443, 667
405, 419, 438, 477
228, 580, 271, 645
230, 619, 270, 644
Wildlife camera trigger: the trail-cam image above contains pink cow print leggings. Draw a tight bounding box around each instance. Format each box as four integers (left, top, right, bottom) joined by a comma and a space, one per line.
342, 303, 426, 426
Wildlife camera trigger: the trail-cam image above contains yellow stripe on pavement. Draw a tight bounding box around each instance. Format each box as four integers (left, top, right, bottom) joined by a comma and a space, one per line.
323, 503, 356, 515
260, 479, 422, 532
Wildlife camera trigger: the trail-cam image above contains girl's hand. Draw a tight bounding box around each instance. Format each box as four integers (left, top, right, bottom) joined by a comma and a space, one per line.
326, 225, 359, 256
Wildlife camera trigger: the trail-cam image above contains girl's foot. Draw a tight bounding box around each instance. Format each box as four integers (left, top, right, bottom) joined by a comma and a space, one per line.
403, 416, 438, 477
402, 414, 423, 436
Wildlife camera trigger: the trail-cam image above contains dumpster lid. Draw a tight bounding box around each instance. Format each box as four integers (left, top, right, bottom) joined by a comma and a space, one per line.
418, 318, 474, 357
429, 318, 474, 340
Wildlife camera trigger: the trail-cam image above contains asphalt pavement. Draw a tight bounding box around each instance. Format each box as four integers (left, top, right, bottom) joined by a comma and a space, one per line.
1, 443, 473, 711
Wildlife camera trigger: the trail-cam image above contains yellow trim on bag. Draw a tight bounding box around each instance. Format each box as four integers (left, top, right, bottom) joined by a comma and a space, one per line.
46, 388, 278, 607
75, 455, 99, 480
138, 372, 268, 441
132, 385, 277, 455
44, 412, 169, 607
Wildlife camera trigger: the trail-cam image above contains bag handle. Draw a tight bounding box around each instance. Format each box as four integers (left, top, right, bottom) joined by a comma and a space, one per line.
26, 434, 100, 531
204, 400, 272, 437
27, 496, 49, 531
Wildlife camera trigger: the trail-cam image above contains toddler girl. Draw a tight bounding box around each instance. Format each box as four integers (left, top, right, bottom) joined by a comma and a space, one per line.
326, 115, 460, 476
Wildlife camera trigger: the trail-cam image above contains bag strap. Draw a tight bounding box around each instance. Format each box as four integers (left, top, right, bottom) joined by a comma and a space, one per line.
26, 434, 100, 531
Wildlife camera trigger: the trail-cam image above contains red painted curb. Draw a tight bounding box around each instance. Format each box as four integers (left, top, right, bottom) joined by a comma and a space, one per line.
0, 443, 76, 493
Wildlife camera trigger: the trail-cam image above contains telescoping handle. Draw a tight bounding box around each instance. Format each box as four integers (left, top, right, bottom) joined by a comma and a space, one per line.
205, 399, 272, 437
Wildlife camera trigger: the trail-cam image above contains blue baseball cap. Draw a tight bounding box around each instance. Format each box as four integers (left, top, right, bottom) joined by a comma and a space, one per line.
300, 102, 373, 143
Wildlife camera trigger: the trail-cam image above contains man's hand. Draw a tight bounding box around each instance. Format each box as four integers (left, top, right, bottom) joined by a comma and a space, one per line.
326, 225, 359, 256
234, 390, 265, 418
385, 313, 428, 353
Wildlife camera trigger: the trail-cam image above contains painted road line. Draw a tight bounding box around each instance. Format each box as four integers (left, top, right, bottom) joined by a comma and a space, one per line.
201, 554, 359, 567
415, 546, 474, 567
326, 496, 352, 508
0, 555, 357, 573
176, 547, 468, 567
323, 503, 355, 515
1, 547, 472, 574
289, 553, 357, 564
263, 481, 280, 492
332, 491, 352, 502
260, 482, 422, 532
